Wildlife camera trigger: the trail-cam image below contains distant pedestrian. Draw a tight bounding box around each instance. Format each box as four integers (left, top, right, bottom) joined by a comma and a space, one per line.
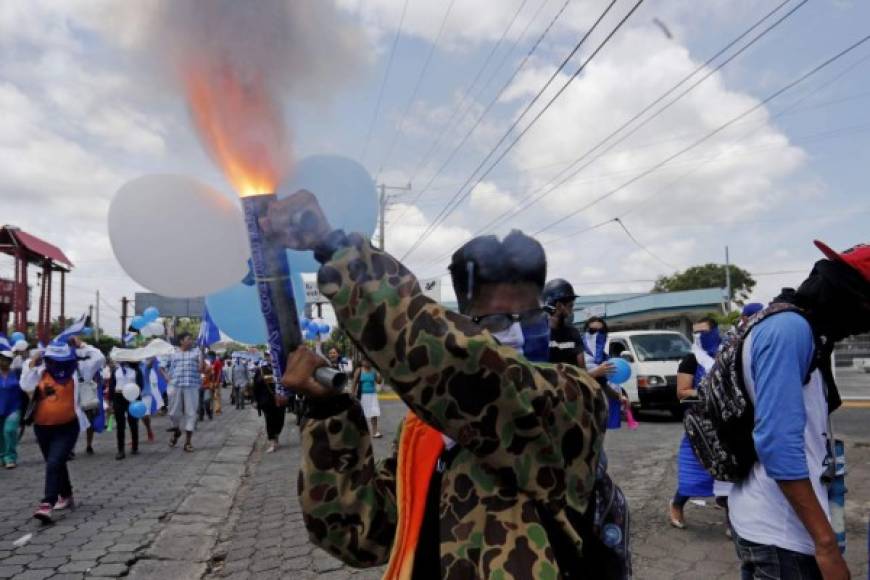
72, 337, 107, 455
353, 359, 382, 438
198, 361, 215, 422
21, 339, 105, 523
211, 355, 224, 416
252, 364, 284, 453
109, 361, 143, 460
0, 350, 23, 469
162, 333, 206, 452
230, 358, 249, 410
669, 316, 726, 529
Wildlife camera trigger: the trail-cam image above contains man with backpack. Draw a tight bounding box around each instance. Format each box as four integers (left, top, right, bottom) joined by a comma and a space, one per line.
687, 240, 869, 580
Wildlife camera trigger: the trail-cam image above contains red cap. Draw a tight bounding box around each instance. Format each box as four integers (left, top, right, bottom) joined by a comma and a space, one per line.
814, 240, 870, 282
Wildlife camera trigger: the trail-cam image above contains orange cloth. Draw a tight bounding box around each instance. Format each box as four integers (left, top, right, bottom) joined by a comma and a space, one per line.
34, 374, 77, 426
384, 412, 445, 580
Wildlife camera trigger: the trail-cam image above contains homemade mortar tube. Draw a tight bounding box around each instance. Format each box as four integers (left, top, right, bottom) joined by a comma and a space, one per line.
241, 193, 345, 391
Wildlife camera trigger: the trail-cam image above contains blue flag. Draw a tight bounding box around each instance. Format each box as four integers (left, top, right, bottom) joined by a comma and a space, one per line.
197, 306, 221, 348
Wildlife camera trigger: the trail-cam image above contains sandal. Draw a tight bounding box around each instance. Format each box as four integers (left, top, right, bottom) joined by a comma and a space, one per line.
668, 501, 686, 529
183, 443, 194, 452
169, 431, 180, 448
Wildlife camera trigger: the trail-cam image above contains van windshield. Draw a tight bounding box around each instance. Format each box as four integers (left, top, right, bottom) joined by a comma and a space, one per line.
629, 333, 691, 362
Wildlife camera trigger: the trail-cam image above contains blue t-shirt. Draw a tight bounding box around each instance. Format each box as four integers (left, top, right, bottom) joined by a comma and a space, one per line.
0, 370, 22, 416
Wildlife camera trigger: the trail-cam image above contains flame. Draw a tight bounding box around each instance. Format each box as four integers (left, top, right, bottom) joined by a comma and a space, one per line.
184, 66, 290, 197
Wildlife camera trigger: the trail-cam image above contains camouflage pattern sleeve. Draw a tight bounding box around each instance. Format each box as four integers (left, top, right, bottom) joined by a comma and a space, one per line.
298, 394, 399, 567
317, 234, 607, 512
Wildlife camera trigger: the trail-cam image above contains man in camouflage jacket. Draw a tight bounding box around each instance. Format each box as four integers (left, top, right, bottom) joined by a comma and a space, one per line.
270, 191, 608, 579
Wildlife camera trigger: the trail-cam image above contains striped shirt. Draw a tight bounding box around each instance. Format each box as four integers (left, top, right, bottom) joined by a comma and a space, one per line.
166, 350, 203, 389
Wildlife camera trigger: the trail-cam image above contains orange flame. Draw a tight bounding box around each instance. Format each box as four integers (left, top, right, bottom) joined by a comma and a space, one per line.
184, 67, 291, 197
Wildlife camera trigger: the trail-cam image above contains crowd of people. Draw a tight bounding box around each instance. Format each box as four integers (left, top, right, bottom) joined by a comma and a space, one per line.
264, 189, 868, 580
0, 327, 284, 524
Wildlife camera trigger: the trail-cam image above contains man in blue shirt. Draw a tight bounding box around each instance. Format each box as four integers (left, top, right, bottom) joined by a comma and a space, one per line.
730, 240, 870, 580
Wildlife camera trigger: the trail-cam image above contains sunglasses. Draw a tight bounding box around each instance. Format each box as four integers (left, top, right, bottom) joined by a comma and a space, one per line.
472, 308, 549, 333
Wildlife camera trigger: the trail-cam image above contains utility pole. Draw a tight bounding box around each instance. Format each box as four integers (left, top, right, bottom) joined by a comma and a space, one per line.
377, 182, 412, 250
95, 290, 101, 340
121, 296, 129, 336
724, 246, 732, 313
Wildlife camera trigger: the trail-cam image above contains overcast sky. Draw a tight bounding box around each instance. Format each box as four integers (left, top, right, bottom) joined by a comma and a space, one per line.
2, 0, 868, 337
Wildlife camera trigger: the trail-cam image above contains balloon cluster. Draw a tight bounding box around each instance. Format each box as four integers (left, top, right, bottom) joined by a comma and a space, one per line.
300, 318, 330, 342
108, 155, 378, 345
131, 307, 164, 338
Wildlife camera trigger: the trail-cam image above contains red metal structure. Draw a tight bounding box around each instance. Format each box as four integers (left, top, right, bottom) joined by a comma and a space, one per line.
0, 226, 73, 343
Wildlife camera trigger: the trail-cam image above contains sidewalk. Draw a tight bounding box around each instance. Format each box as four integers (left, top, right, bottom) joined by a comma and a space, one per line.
0, 400, 259, 580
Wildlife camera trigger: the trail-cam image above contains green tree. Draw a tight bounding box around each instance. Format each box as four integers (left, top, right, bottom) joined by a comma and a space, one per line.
652, 263, 755, 305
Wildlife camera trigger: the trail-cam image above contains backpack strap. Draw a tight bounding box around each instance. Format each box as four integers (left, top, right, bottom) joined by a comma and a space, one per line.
736, 303, 841, 412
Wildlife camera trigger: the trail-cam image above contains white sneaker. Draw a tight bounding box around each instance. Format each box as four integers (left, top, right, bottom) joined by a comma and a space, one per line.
266, 442, 278, 453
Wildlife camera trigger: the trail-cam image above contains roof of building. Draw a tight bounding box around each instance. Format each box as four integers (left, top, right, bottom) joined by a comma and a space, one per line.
576, 287, 725, 323
0, 226, 73, 269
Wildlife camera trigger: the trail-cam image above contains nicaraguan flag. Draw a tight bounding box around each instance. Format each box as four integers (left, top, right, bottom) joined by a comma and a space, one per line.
0, 335, 10, 351
197, 306, 221, 348
123, 332, 136, 346
55, 313, 91, 344
91, 374, 108, 433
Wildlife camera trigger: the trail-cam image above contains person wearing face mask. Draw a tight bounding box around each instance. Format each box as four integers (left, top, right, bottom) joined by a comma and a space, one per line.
669, 316, 724, 529
21, 337, 105, 523
109, 360, 145, 460
582, 317, 627, 430
264, 190, 615, 578
726, 240, 870, 580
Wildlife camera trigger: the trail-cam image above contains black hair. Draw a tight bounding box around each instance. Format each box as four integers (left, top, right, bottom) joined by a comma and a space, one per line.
584, 316, 609, 333
176, 332, 192, 343
696, 316, 718, 329
448, 230, 547, 314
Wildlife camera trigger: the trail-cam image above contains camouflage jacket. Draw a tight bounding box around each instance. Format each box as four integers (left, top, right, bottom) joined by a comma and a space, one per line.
299, 235, 608, 579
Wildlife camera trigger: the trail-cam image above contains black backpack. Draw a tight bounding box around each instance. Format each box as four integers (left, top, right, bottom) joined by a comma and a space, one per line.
683, 302, 837, 482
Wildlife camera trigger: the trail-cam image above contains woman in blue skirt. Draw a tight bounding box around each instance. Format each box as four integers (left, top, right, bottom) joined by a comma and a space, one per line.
668, 317, 729, 528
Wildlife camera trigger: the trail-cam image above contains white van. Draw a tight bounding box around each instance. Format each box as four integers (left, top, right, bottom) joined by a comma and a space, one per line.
605, 330, 692, 417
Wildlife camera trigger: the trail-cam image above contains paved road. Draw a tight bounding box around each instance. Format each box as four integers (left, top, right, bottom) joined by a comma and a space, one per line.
0, 391, 259, 580
837, 367, 870, 399
212, 402, 869, 579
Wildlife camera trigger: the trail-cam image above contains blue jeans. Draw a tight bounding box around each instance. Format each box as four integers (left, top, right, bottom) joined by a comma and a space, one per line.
733, 533, 822, 579
33, 421, 79, 504
0, 411, 20, 464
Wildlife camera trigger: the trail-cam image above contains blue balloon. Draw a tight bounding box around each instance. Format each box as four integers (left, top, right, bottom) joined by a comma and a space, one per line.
609, 358, 632, 384
131, 316, 146, 330
143, 306, 160, 322
128, 401, 147, 419
277, 155, 378, 273
300, 318, 312, 331
304, 329, 318, 341
318, 323, 330, 335
206, 272, 306, 344
10, 332, 25, 343
82, 327, 93, 337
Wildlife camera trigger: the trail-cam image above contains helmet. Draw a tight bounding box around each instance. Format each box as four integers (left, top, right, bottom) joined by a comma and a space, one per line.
542, 278, 578, 307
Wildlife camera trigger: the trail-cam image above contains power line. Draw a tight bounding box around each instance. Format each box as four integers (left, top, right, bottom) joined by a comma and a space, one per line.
359, 0, 410, 163
392, 0, 573, 225
405, 0, 532, 186
529, 33, 870, 236
614, 218, 678, 271
375, 0, 458, 178
471, 0, 805, 238
402, 0, 640, 261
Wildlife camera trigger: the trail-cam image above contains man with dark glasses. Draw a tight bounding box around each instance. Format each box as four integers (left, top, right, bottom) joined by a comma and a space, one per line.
264, 190, 615, 578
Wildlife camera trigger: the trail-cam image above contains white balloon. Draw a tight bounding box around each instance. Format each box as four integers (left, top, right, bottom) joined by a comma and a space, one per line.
122, 383, 141, 402
140, 320, 165, 338
109, 174, 249, 298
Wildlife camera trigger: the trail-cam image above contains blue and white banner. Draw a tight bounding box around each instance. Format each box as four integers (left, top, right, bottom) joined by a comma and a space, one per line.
54, 313, 90, 344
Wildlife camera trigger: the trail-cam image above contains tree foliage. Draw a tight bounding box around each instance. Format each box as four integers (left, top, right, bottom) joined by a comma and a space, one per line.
652, 263, 755, 305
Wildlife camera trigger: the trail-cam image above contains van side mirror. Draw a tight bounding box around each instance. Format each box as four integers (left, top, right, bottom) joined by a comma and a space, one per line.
619, 352, 635, 363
